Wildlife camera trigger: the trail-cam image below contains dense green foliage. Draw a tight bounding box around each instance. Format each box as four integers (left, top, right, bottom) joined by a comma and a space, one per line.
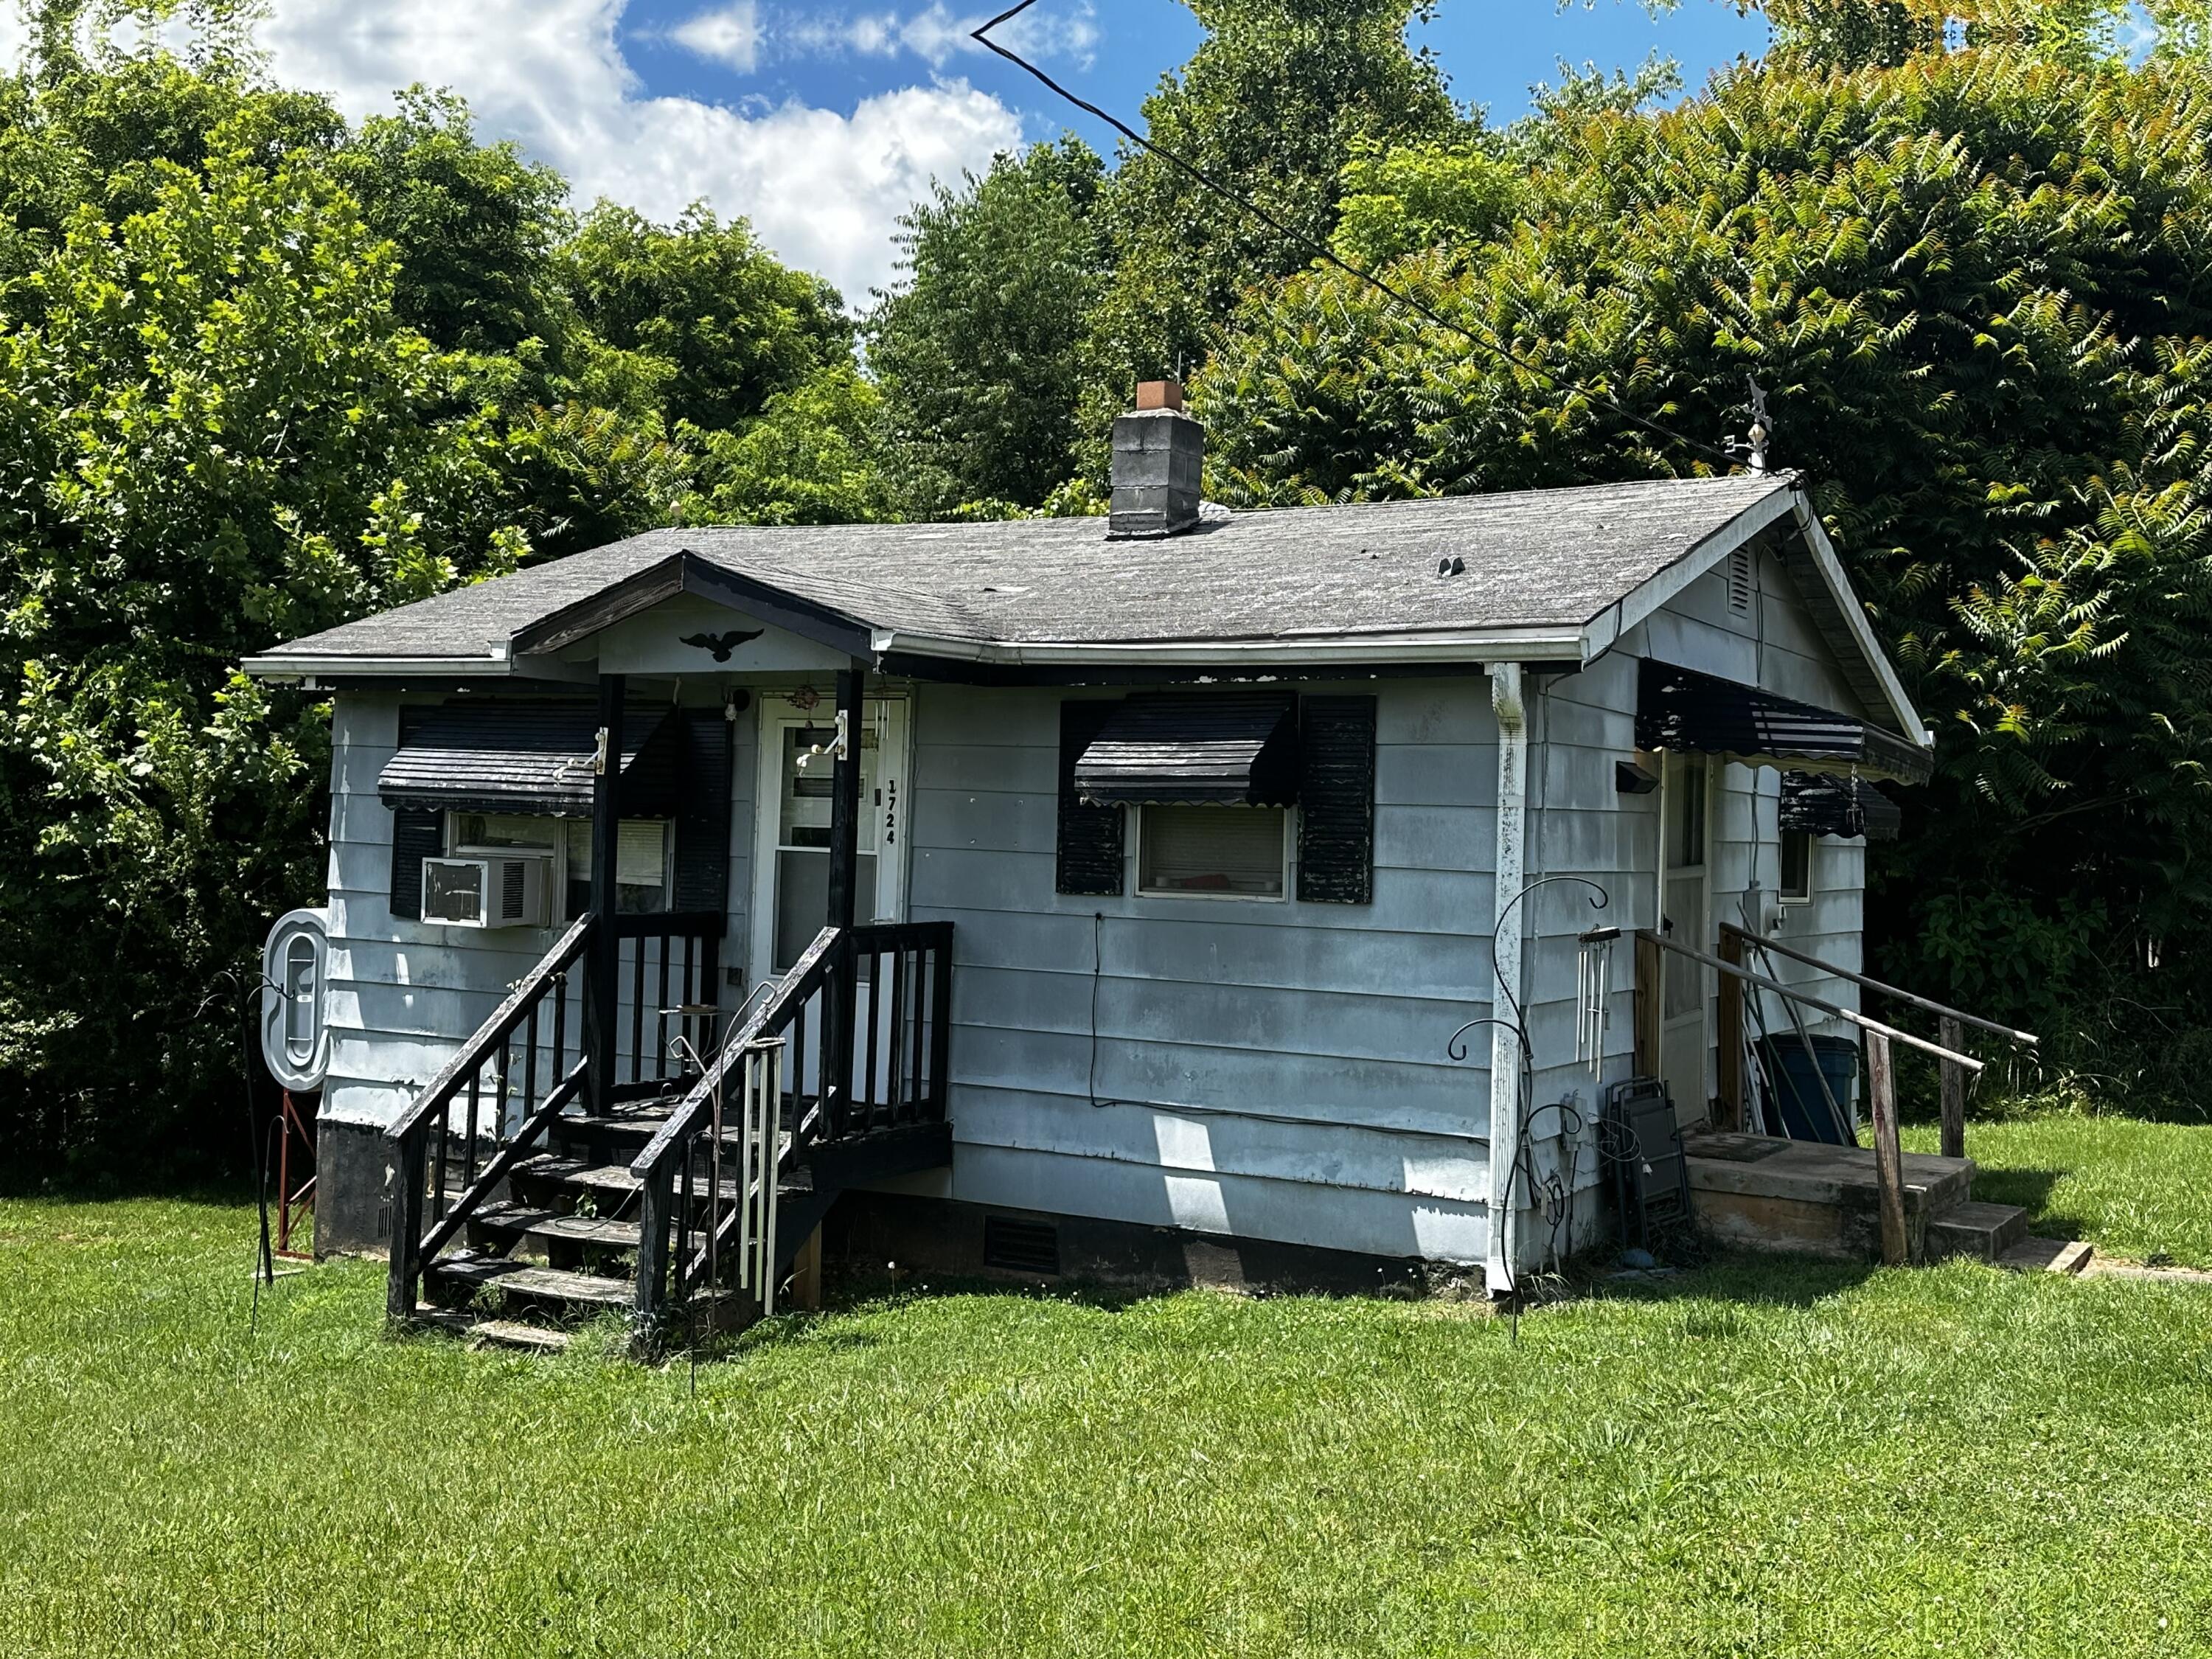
5, 1192, 2212, 1654
555, 201, 851, 436
0, 44, 860, 1172
1075, 0, 1461, 461
867, 138, 1109, 515
1195, 47, 2212, 1088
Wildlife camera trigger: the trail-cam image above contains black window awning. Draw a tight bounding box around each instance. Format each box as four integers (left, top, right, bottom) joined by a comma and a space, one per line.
1635, 658, 1933, 785
1074, 692, 1301, 807
1780, 771, 1902, 841
378, 703, 679, 818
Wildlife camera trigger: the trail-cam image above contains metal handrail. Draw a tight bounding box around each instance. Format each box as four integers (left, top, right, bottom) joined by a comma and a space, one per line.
1641, 929, 1983, 1072
1721, 925, 2038, 1049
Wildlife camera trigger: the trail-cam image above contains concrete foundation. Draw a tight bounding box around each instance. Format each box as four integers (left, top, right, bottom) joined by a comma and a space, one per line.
313, 1117, 398, 1259
828, 1189, 1476, 1299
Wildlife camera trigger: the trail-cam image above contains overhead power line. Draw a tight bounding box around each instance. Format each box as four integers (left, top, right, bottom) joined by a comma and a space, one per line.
970, 0, 1742, 472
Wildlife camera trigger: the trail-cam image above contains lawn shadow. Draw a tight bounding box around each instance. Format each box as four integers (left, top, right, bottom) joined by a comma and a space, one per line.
1963, 1165, 2083, 1239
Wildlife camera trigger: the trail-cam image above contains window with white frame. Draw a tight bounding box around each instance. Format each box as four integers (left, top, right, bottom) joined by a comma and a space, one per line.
1779, 827, 1814, 902
1137, 804, 1288, 899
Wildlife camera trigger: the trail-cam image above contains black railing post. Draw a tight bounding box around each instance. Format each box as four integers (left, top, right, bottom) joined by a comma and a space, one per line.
928, 931, 953, 1120
386, 1124, 427, 1323
824, 662, 866, 1134
585, 674, 625, 1112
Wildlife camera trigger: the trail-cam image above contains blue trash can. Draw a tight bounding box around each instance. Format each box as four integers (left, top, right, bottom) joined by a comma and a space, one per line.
1756, 1034, 1860, 1144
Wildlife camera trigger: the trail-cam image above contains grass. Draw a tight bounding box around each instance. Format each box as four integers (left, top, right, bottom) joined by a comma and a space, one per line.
4, 1198, 2212, 1655
1902, 1111, 2212, 1269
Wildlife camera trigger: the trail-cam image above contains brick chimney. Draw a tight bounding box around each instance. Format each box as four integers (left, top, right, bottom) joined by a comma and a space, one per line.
1109, 379, 1204, 538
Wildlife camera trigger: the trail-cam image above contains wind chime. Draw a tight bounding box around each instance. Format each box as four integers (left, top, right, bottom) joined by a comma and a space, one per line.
1575, 925, 1621, 1084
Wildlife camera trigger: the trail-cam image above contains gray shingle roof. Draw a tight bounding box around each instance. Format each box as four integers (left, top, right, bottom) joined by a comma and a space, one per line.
251, 473, 1796, 665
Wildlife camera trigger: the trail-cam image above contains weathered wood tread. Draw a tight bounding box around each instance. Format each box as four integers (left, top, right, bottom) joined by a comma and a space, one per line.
471, 1204, 641, 1249
554, 1113, 675, 1135
1999, 1236, 2095, 1276
411, 1305, 574, 1352
513, 1152, 800, 1203
426, 1256, 635, 1307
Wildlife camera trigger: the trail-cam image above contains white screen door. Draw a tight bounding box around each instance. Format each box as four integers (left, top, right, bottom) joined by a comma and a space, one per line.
751, 698, 910, 1097
1658, 751, 1712, 1121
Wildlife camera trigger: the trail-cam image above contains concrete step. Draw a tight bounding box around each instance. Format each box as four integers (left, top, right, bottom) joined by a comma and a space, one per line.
1683, 1132, 1975, 1262
1999, 1236, 2096, 1276
1927, 1200, 2031, 1263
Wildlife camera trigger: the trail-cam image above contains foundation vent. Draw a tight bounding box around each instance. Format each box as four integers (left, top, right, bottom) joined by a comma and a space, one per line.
982, 1215, 1062, 1276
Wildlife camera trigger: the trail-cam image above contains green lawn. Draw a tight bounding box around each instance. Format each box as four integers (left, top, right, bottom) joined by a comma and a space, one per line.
1904, 1112, 2212, 1269
4, 1198, 2212, 1655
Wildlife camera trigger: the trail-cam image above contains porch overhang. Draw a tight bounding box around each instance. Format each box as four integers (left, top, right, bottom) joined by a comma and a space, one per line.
1635, 658, 1934, 785
1072, 692, 1301, 807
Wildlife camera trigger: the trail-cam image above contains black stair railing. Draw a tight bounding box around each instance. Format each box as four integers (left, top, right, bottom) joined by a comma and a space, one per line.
630, 919, 954, 1332
383, 910, 725, 1324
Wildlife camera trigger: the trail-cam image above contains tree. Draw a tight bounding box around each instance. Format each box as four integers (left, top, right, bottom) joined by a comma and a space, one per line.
866, 136, 1107, 515
1197, 46, 2212, 1088
554, 201, 852, 435
332, 88, 568, 357
1079, 0, 1460, 448
0, 81, 531, 1171
690, 364, 895, 526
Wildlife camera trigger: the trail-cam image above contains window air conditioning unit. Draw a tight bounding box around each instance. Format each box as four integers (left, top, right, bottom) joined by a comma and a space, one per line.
421, 854, 552, 928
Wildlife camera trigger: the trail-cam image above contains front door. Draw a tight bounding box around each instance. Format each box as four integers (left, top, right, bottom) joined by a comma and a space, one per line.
1658, 751, 1712, 1121
751, 697, 910, 1094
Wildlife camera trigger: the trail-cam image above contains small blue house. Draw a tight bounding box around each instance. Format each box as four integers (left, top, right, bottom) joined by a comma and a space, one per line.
243, 383, 1932, 1335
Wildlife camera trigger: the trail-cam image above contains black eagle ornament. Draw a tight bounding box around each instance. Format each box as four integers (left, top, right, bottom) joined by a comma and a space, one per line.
679, 628, 764, 663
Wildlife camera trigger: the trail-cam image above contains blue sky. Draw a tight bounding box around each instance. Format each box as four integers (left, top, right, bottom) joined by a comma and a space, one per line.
623, 1, 1770, 136
50, 1, 1771, 303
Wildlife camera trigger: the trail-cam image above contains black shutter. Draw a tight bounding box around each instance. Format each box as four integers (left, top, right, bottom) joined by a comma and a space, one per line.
672, 711, 733, 918
1057, 699, 1125, 897
1297, 696, 1377, 904
389, 807, 444, 920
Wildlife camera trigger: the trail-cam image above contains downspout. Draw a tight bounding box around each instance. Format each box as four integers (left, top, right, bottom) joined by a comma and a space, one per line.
1485, 662, 1528, 1296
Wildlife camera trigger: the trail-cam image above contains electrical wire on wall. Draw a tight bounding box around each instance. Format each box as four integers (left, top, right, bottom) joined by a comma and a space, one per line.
970, 1, 1747, 475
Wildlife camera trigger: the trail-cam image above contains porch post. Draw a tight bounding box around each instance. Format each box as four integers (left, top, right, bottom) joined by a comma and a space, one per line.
585, 674, 625, 1113
823, 663, 866, 1134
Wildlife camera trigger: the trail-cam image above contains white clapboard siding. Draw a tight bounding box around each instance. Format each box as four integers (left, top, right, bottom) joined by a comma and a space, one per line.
905, 677, 1503, 1260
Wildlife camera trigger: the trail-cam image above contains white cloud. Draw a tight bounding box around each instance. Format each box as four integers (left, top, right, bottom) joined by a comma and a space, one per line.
250, 0, 1023, 302
683, 2, 1097, 74
0, 5, 25, 67
669, 1, 759, 72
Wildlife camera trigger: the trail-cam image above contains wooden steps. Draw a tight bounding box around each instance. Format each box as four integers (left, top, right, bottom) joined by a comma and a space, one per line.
414, 1305, 574, 1353
409, 1108, 952, 1352
425, 1254, 636, 1310
470, 1203, 641, 1251
1682, 1131, 2042, 1265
